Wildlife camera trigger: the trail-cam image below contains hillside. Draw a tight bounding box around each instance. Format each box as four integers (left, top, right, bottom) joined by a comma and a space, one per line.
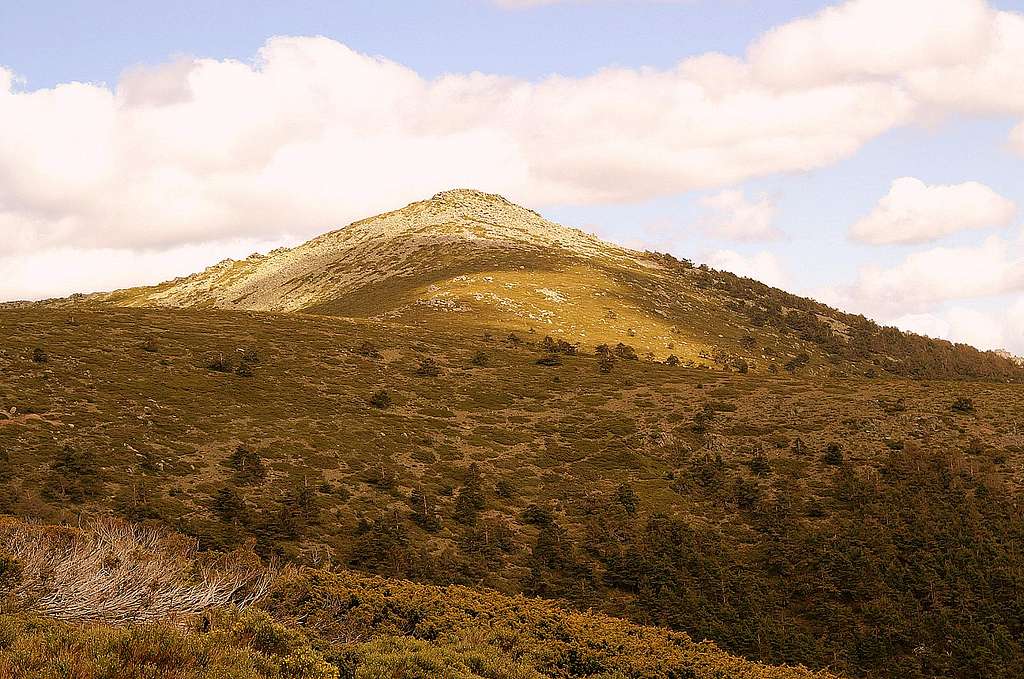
3, 304, 1024, 678
64, 188, 1023, 381
3, 190, 1024, 678
0, 518, 838, 679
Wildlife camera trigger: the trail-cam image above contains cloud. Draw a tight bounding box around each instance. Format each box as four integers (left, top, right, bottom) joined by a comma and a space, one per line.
698, 189, 780, 241
748, 0, 997, 89
849, 177, 1016, 245
823, 236, 1024, 318
3, 0, 1024, 301
705, 249, 788, 287
892, 300, 1024, 353
1012, 121, 1024, 153
0, 238, 291, 302
0, 35, 916, 266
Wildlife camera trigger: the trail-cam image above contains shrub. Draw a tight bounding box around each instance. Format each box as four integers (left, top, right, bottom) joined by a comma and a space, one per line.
31, 348, 47, 364
208, 354, 233, 373
43, 444, 103, 503
597, 354, 614, 374
747, 453, 771, 477
823, 442, 844, 466
235, 362, 254, 377
356, 340, 381, 359
228, 445, 267, 485
370, 390, 392, 409
471, 351, 489, 367
952, 397, 975, 413
416, 357, 442, 377
784, 352, 810, 374
614, 343, 638, 360
664, 354, 680, 366
0, 517, 270, 623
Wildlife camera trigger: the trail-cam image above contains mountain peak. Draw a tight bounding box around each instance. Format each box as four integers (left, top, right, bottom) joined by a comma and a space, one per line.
430, 188, 516, 205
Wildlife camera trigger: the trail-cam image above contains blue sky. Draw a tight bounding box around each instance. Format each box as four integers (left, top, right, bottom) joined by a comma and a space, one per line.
2, 0, 1024, 351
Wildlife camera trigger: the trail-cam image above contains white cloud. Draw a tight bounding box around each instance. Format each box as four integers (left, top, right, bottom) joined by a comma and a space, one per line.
1012, 121, 1024, 153
849, 177, 1016, 245
699, 189, 780, 241
824, 236, 1024, 318
705, 249, 788, 287
3, 0, 1024, 301
892, 300, 1024, 353
749, 0, 997, 88
0, 238, 291, 302
0, 35, 916, 284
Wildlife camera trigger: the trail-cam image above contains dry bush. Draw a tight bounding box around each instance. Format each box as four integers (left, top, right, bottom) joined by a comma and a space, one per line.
0, 517, 272, 625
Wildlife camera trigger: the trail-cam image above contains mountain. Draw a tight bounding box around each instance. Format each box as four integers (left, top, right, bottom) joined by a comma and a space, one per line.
80, 188, 1022, 380
4, 190, 1024, 679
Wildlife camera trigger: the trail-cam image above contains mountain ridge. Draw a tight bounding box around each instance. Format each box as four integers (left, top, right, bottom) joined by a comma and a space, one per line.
22, 188, 1024, 380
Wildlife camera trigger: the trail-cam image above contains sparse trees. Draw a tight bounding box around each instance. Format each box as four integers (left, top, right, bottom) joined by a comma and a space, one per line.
409, 488, 442, 532
228, 445, 266, 485
43, 444, 103, 503
453, 464, 486, 526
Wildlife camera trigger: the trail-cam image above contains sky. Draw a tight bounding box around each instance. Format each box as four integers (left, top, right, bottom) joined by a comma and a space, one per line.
2, 0, 1024, 353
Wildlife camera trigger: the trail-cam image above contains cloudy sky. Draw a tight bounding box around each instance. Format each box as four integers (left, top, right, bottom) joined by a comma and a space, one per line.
2, 0, 1024, 352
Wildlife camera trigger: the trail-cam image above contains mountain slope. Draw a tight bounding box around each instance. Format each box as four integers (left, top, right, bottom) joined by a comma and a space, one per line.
80, 188, 1023, 380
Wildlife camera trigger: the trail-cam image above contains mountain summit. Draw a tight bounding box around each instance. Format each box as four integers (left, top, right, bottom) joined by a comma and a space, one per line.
81, 190, 1022, 379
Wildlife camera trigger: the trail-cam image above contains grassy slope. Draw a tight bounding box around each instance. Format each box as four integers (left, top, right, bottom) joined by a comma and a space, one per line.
3, 305, 1024, 677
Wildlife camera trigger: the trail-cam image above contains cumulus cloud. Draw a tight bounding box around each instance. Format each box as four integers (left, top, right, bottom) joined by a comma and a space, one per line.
705, 249, 788, 287
823, 236, 1024, 318
0, 238, 292, 302
749, 0, 997, 88
849, 177, 1016, 245
698, 189, 780, 241
0, 36, 916, 266
3, 0, 1024, 302
892, 300, 1024, 353
1012, 121, 1024, 153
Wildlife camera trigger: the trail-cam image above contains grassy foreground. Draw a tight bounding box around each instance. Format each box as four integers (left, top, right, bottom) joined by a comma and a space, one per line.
0, 519, 838, 679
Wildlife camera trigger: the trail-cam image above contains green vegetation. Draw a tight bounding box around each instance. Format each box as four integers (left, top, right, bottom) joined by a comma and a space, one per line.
2, 303, 1023, 679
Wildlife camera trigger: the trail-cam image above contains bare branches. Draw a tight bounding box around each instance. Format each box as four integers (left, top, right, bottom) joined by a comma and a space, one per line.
0, 517, 272, 625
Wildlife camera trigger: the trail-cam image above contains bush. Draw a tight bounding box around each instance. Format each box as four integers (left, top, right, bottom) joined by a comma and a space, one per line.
823, 442, 844, 466
416, 357, 442, 377
952, 397, 975, 413
453, 464, 486, 525
228, 445, 266, 484
471, 351, 489, 367
665, 355, 680, 366
370, 390, 392, 409
208, 354, 233, 373
31, 347, 47, 364
614, 343, 638, 360
356, 340, 381, 359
